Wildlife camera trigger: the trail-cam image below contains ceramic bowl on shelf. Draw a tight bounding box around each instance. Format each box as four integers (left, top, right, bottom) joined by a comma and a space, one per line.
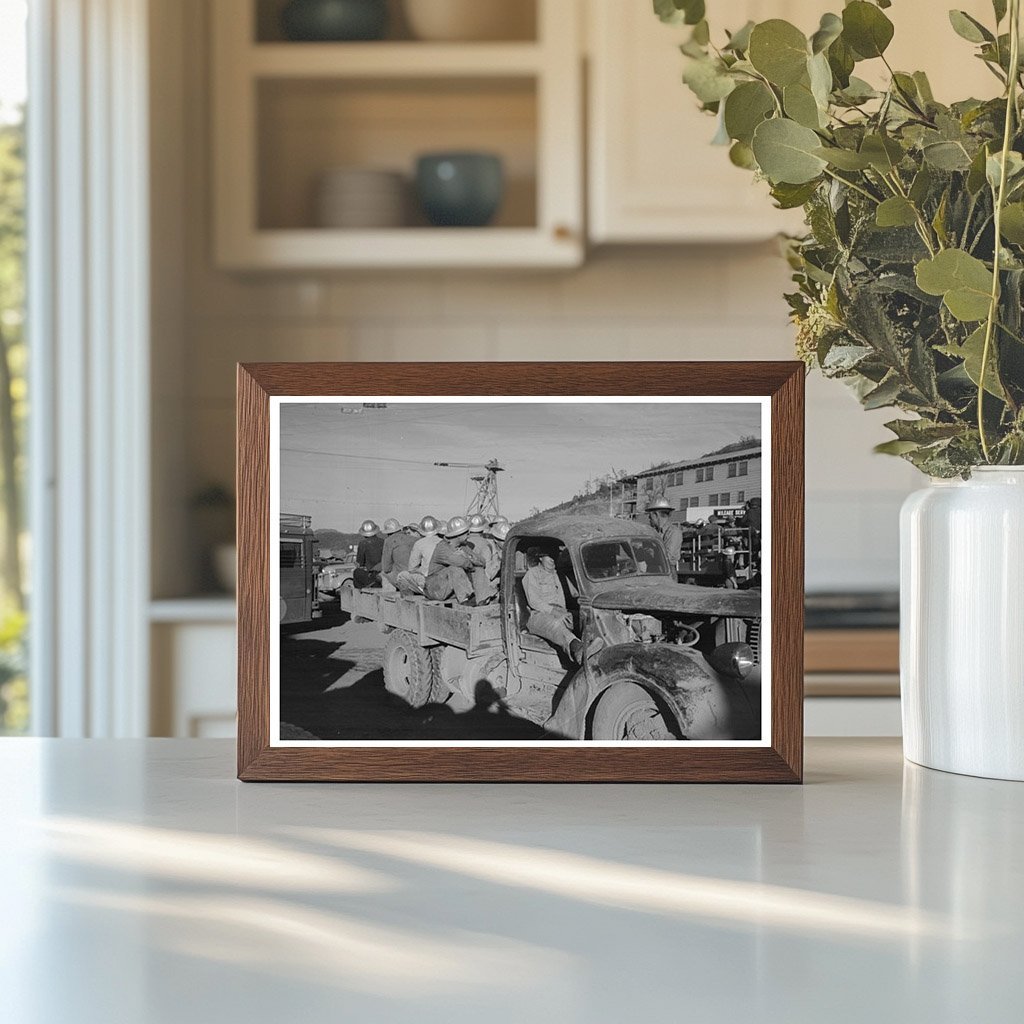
403, 0, 535, 42
280, 0, 388, 42
315, 167, 408, 229
414, 152, 504, 227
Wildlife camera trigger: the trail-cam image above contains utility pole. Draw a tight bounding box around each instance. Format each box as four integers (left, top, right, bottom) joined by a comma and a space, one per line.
434, 458, 504, 520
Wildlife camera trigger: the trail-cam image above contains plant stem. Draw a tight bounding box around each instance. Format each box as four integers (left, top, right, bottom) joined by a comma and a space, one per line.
979, 0, 1021, 462
822, 167, 881, 204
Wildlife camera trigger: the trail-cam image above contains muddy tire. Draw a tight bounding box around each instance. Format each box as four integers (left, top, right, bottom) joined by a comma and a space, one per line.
427, 647, 452, 704
589, 680, 680, 741
383, 630, 434, 708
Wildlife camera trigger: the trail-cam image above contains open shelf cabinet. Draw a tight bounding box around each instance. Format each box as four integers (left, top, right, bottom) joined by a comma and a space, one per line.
212, 0, 583, 268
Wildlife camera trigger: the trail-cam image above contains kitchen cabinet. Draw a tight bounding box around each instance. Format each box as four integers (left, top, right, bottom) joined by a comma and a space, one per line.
587, 0, 999, 244
211, 0, 583, 269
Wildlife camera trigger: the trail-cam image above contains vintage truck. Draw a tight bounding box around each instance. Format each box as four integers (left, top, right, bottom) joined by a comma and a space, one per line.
337, 513, 762, 741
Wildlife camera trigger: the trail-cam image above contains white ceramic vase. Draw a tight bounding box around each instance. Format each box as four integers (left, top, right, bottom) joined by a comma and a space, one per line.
900, 467, 1024, 780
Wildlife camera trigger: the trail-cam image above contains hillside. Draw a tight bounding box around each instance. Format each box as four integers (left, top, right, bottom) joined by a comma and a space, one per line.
314, 529, 362, 558
529, 435, 760, 521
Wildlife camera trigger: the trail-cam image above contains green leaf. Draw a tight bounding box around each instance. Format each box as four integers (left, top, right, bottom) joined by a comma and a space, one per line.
814, 146, 872, 170
884, 418, 963, 443
842, 1, 895, 59
941, 325, 1006, 398
653, 0, 705, 26
986, 150, 1024, 191
874, 439, 922, 455
748, 20, 809, 87
682, 57, 736, 104
909, 164, 933, 205
923, 140, 972, 171
771, 180, 820, 209
948, 10, 994, 44
862, 374, 903, 409
724, 20, 755, 53
915, 249, 994, 321
691, 18, 710, 45
860, 133, 904, 173
729, 140, 757, 170
808, 51, 833, 108
827, 35, 856, 88
913, 71, 935, 104
967, 144, 991, 193
751, 118, 828, 184
993, 0, 1008, 24
810, 12, 843, 54
1000, 203, 1024, 245
784, 80, 824, 129
723, 81, 775, 144
876, 197, 918, 228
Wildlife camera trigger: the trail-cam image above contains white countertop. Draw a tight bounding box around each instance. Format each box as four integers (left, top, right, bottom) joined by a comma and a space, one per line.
1, 738, 1020, 1023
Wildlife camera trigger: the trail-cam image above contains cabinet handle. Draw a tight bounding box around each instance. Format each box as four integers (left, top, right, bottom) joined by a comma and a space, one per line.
553, 224, 574, 241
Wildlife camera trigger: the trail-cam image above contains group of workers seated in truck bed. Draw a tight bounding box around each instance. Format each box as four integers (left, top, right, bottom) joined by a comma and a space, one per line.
352, 514, 597, 663
353, 514, 510, 608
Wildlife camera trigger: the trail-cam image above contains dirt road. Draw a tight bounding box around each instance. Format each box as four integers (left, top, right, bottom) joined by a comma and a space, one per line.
279, 606, 548, 740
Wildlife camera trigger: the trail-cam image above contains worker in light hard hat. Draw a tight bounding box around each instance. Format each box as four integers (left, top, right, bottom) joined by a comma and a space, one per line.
483, 520, 510, 586
380, 517, 416, 592
424, 516, 489, 605
396, 515, 442, 596
645, 495, 683, 574
353, 519, 384, 589
465, 514, 498, 603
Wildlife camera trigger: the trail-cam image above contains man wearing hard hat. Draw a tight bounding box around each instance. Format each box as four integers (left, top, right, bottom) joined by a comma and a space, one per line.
424, 516, 489, 605
380, 518, 417, 592
645, 495, 683, 573
396, 515, 442, 596
353, 519, 385, 589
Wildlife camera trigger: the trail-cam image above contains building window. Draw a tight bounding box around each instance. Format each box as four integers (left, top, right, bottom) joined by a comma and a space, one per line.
695, 468, 703, 483
706, 465, 714, 481
720, 492, 730, 505
738, 461, 748, 476
708, 494, 718, 505
737, 491, 745, 502
728, 462, 737, 478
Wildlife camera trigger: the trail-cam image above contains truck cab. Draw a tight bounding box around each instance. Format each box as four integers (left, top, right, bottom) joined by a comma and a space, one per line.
280, 513, 322, 625
501, 514, 761, 740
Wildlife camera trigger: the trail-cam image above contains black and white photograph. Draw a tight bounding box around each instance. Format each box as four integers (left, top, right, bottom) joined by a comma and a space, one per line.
270, 397, 770, 745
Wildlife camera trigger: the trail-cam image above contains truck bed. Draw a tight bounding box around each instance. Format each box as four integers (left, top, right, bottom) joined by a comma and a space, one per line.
337, 586, 502, 657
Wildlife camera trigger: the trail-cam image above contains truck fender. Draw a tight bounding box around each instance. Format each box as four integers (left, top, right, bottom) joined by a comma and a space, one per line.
547, 644, 751, 741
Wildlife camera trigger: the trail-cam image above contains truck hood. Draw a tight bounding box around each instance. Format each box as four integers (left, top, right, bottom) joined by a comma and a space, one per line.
590, 581, 761, 618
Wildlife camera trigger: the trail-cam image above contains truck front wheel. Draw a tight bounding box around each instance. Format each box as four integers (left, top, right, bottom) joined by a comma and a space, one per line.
383, 630, 434, 708
589, 681, 680, 741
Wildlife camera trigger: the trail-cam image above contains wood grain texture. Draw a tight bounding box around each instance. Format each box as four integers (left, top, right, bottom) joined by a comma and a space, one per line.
236, 361, 805, 783
804, 629, 899, 674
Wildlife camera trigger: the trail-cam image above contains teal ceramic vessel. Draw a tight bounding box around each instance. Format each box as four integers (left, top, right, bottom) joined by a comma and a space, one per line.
281, 0, 388, 42
415, 152, 505, 228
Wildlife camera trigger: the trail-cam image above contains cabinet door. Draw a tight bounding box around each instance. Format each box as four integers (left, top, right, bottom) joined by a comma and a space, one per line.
587, 0, 808, 243
587, 0, 997, 244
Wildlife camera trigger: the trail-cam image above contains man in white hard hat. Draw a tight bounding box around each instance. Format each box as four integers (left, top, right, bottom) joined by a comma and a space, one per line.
352, 519, 384, 589
380, 517, 416, 592
396, 515, 442, 596
646, 495, 683, 574
484, 520, 509, 586
424, 516, 489, 605
465, 513, 498, 603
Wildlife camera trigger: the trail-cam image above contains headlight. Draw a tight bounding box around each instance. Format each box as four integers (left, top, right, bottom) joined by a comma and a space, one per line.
707, 642, 756, 679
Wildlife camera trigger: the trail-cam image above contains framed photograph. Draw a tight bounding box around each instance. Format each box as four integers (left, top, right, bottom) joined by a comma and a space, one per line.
237, 362, 804, 782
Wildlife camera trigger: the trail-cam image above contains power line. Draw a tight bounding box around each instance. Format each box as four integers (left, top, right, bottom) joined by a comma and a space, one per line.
280, 447, 441, 467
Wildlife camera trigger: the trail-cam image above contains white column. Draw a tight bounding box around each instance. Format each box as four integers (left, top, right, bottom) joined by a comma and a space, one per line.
28, 0, 150, 736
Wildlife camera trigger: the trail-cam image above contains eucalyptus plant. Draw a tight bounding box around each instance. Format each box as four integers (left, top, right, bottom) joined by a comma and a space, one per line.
657, 0, 1024, 475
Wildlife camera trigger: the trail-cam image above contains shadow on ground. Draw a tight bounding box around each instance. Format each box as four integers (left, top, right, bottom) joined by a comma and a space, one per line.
280, 633, 563, 741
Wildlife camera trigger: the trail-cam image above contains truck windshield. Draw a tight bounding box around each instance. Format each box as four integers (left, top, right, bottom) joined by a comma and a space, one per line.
581, 539, 669, 581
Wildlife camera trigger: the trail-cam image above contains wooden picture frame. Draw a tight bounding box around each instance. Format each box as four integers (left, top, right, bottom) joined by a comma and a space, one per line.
237, 362, 804, 782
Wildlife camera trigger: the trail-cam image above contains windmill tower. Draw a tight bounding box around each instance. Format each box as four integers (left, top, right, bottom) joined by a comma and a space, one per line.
434, 458, 504, 520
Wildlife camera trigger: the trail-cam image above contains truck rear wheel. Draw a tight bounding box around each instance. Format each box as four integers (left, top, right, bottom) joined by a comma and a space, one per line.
590, 681, 680, 741
383, 630, 434, 708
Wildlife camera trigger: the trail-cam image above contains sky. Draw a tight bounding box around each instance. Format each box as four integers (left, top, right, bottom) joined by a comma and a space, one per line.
279, 400, 762, 531
0, 1, 26, 124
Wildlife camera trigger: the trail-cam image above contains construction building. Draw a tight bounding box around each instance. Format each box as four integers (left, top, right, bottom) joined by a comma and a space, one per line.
619, 443, 762, 522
